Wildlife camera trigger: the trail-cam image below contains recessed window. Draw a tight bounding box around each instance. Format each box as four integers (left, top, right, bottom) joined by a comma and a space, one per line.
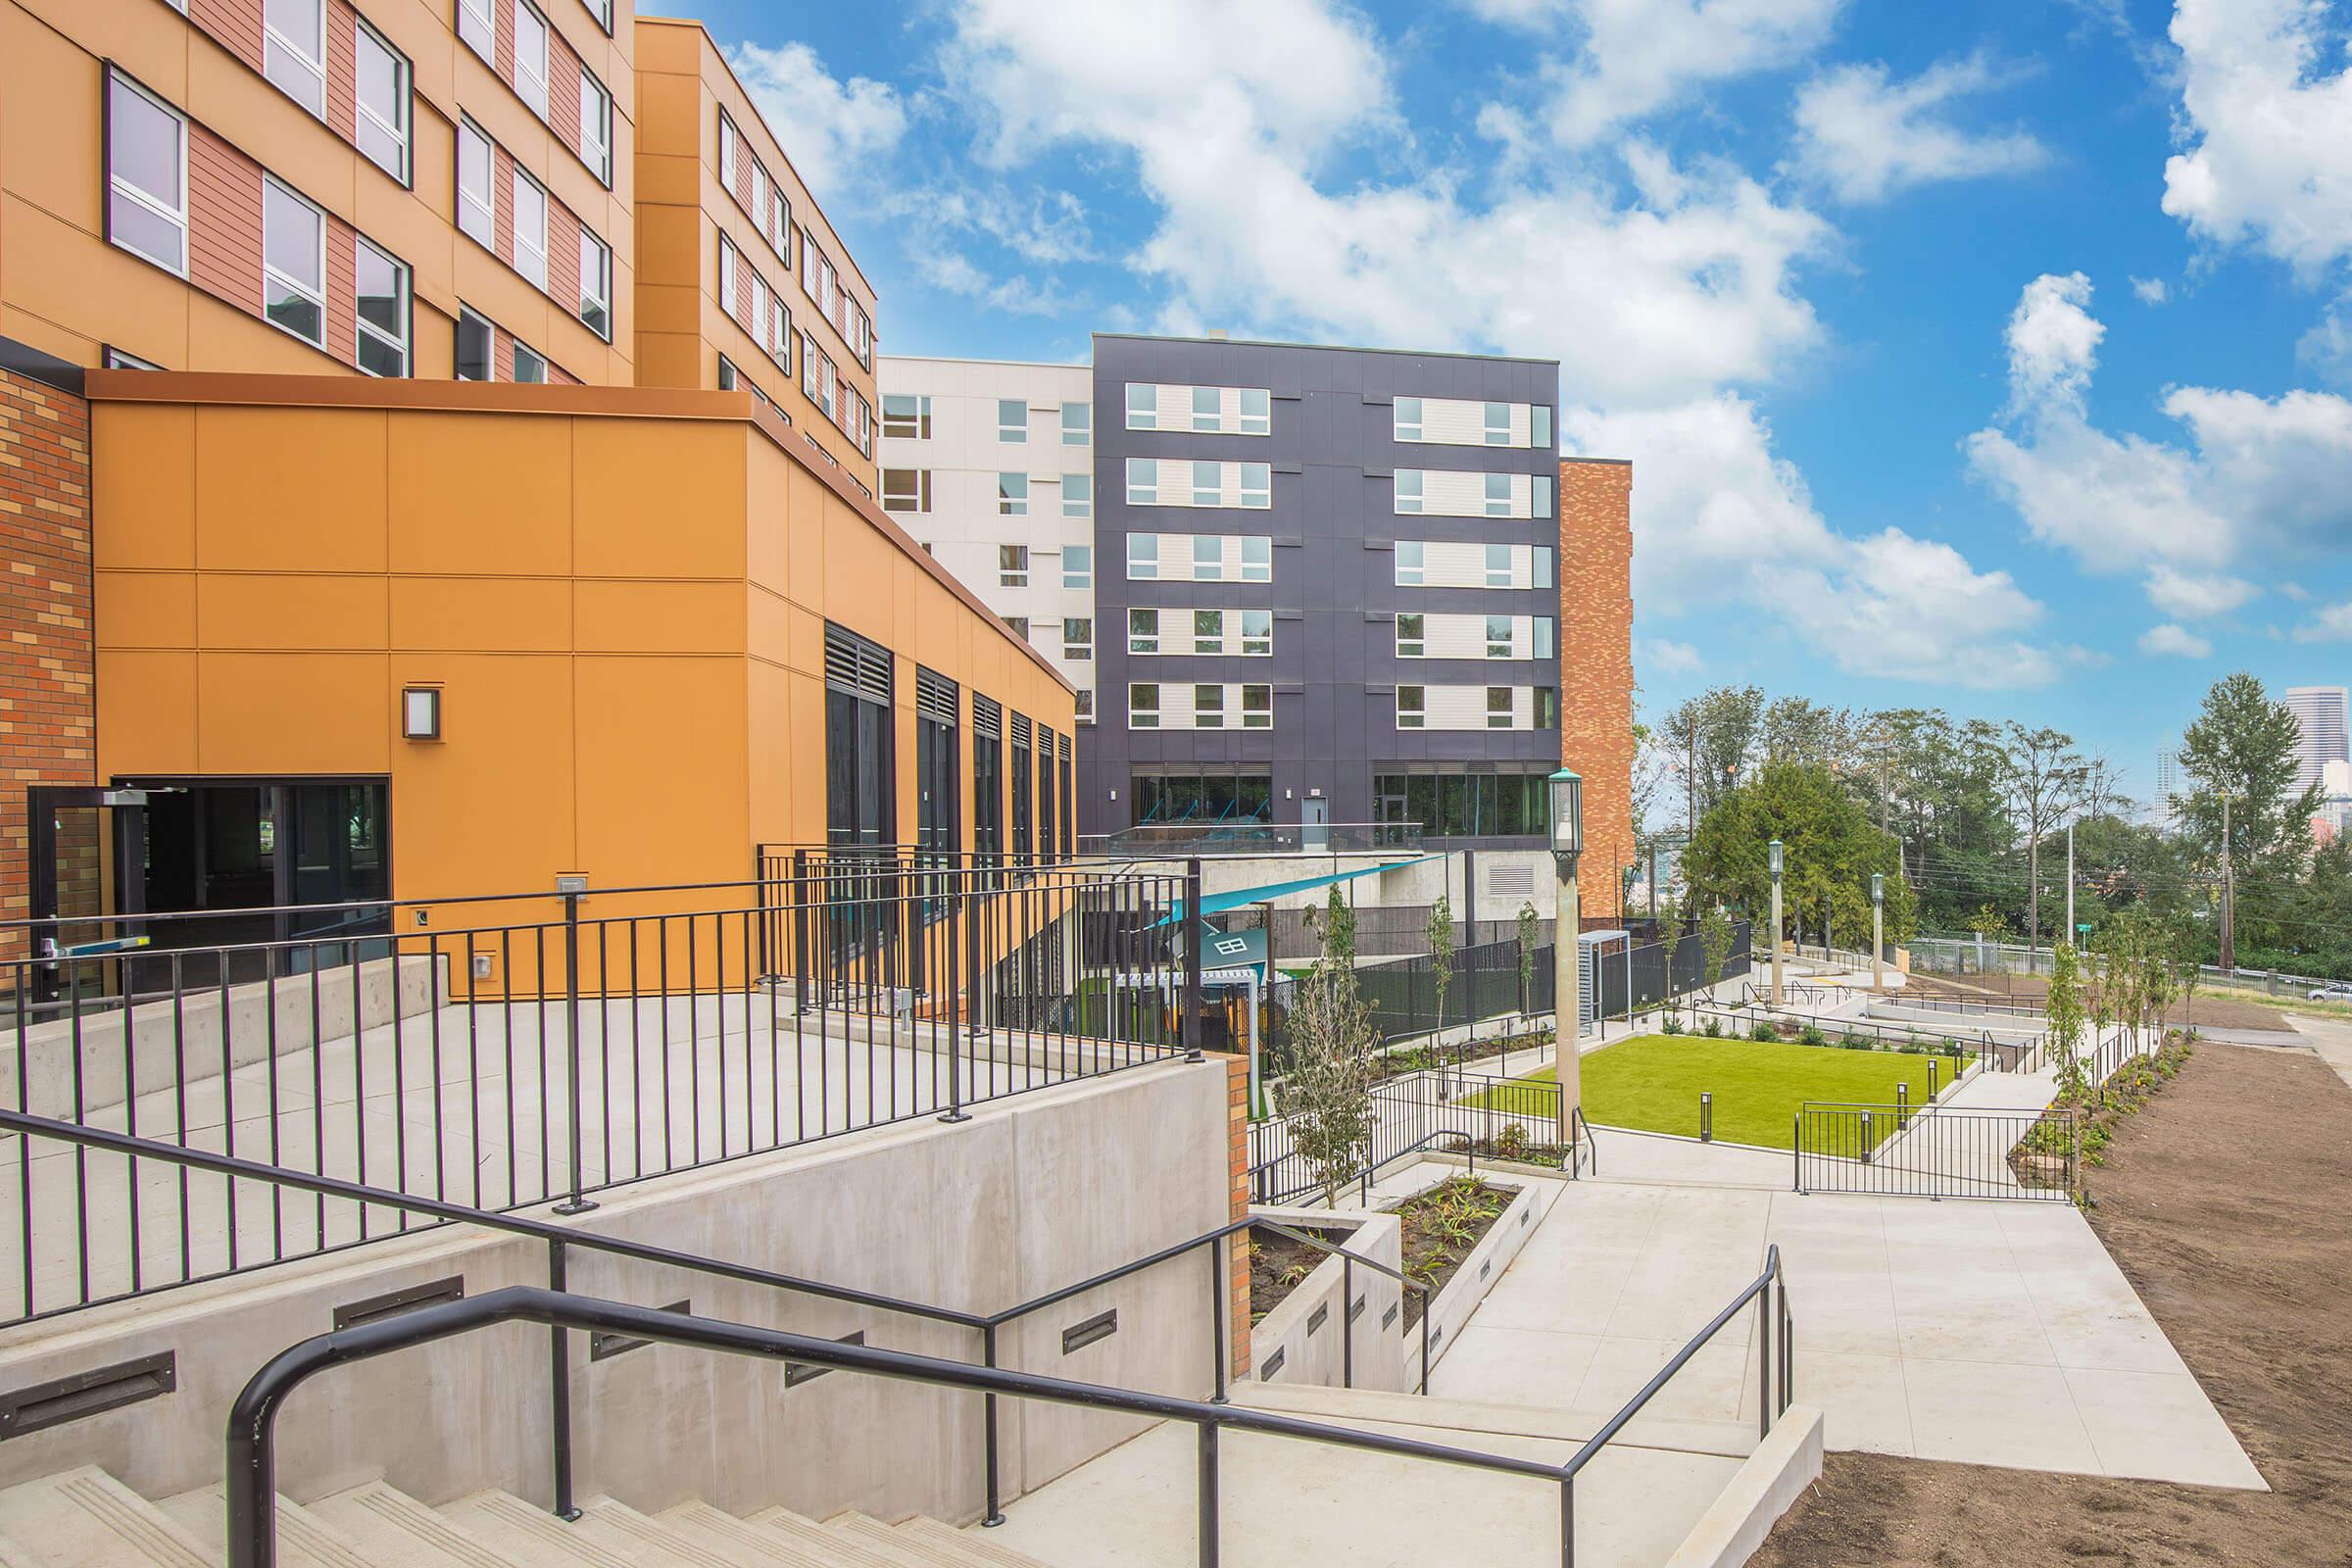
1395, 470, 1424, 514
999, 399, 1029, 443
1062, 473, 1093, 518
999, 473, 1029, 517
1487, 615, 1514, 659
1242, 685, 1271, 729
1129, 684, 1161, 729
579, 0, 612, 30
1534, 546, 1555, 590
719, 111, 739, 188
1062, 618, 1093, 662
1004, 616, 1030, 639
1534, 617, 1555, 660
456, 307, 493, 381
578, 226, 612, 339
457, 120, 494, 247
1128, 609, 1159, 655
1194, 684, 1226, 729
1486, 543, 1513, 588
881, 468, 931, 514
1000, 545, 1029, 587
1486, 472, 1513, 517
354, 21, 410, 180
1240, 388, 1270, 436
1534, 475, 1555, 517
511, 169, 548, 289
769, 183, 792, 255
1062, 403, 1091, 446
1127, 456, 1158, 506
264, 0, 325, 118
103, 348, 165, 370
1396, 397, 1425, 441
458, 0, 495, 60
1192, 461, 1221, 507
262, 178, 325, 346
1240, 463, 1270, 509
1241, 537, 1271, 582
1488, 687, 1514, 728
1534, 406, 1554, 449
1127, 533, 1157, 580
106, 74, 187, 275
1396, 541, 1425, 587
1125, 382, 1156, 430
514, 1, 551, 120
1396, 686, 1425, 730
513, 340, 547, 384
1241, 610, 1272, 657
1063, 545, 1092, 588
1192, 385, 1221, 431
1536, 687, 1559, 728
354, 237, 410, 377
1396, 613, 1425, 659
579, 72, 612, 182
717, 233, 739, 314
1485, 402, 1512, 446
1193, 609, 1224, 653
882, 394, 931, 439
1075, 690, 1095, 723
1192, 535, 1221, 580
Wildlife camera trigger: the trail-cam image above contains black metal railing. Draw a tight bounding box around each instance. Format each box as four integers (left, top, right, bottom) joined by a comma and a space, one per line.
1250, 1215, 1434, 1396
1685, 998, 2009, 1074
1249, 1072, 1588, 1203
0, 858, 1206, 1326
1076, 821, 1425, 858
1792, 1102, 2080, 1200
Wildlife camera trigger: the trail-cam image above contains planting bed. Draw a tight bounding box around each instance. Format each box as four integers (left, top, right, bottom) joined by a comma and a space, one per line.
1383, 1177, 1512, 1328
1248, 1224, 1345, 1323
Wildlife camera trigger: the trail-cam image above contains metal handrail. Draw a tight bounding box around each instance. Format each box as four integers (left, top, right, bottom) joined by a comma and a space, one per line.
1250, 1216, 1433, 1396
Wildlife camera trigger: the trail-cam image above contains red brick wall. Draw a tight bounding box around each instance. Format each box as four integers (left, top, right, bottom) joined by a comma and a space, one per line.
0, 368, 96, 962
1224, 1053, 1251, 1384
1559, 459, 1636, 918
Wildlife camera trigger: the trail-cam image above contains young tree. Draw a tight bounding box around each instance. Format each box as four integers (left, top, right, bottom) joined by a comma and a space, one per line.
2047, 940, 2089, 1190
1700, 903, 1736, 999
1290, 886, 1377, 1205
1663, 684, 1765, 821
1516, 900, 1541, 1018
1657, 896, 1685, 1021
1425, 895, 1457, 1041
1998, 722, 2087, 953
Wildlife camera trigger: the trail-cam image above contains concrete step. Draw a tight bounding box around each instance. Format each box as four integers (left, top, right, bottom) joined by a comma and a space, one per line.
1234, 1378, 1761, 1458
0, 1528, 43, 1568
158, 1485, 380, 1568
0, 1467, 211, 1568
651, 1503, 858, 1568
821, 1515, 939, 1568
439, 1492, 636, 1568
572, 1498, 748, 1568
889, 1517, 1056, 1568
744, 1509, 904, 1568
309, 1482, 522, 1568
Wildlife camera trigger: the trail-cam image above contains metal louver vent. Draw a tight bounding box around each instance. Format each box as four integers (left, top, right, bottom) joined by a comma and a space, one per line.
915, 666, 959, 725
973, 694, 1004, 740
823, 624, 893, 702
1010, 711, 1033, 750
1058, 732, 1073, 761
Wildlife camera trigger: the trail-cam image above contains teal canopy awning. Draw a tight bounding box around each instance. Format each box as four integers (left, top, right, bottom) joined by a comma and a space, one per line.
1152, 856, 1446, 927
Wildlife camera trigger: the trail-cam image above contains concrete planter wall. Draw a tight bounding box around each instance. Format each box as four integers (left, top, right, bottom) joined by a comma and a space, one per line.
1246, 1206, 1407, 1394
1399, 1166, 1556, 1370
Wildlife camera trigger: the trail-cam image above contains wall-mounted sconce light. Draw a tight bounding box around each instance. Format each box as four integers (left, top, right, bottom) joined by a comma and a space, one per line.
401, 686, 442, 741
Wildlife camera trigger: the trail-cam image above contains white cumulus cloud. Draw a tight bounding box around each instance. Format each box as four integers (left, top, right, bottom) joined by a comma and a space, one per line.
727, 40, 908, 206
1788, 55, 2048, 205
1639, 638, 1705, 676
2138, 623, 2215, 658
2294, 601, 2352, 642
2131, 275, 2170, 304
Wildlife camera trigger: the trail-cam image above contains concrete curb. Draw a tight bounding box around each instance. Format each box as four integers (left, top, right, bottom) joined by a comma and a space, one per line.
1661, 1404, 1824, 1568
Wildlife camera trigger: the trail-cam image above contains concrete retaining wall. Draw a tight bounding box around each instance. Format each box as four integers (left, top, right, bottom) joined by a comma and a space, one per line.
1409, 1168, 1556, 1369
1662, 1404, 1824, 1568
1247, 1207, 1406, 1394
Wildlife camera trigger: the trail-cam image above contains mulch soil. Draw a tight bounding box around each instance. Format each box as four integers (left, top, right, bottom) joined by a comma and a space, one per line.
1387, 1177, 1513, 1330
1249, 1225, 1345, 1323
1908, 969, 2291, 1032
1750, 1041, 2352, 1568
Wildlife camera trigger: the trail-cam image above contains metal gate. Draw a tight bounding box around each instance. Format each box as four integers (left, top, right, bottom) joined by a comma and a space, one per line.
1793, 1102, 2079, 1201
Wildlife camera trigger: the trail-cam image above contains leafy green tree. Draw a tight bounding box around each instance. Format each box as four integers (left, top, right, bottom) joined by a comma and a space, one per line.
1516, 901, 1541, 1017
1426, 895, 1456, 1034
1684, 760, 1916, 946
1699, 904, 1735, 997
2177, 672, 2321, 964
1997, 722, 2087, 952
1663, 685, 1765, 821
1657, 896, 1685, 1020
1291, 886, 1376, 1204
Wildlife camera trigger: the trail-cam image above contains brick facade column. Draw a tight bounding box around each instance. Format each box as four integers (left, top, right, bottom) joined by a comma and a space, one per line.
1558, 459, 1635, 921
1225, 1052, 1251, 1385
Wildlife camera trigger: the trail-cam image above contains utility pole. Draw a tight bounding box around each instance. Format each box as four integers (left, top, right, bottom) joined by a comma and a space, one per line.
2220, 793, 2235, 970
1686, 715, 1696, 847
2065, 819, 2075, 950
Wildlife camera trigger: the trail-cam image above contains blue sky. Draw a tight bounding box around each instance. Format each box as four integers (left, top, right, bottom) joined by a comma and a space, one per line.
653, 0, 2352, 802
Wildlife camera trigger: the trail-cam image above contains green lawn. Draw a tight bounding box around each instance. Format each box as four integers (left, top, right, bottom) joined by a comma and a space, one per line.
1466, 1035, 1958, 1152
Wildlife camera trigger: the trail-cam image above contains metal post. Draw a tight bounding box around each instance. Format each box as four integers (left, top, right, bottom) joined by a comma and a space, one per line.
1756, 1284, 1772, 1444
1197, 1423, 1220, 1568
1768, 842, 1785, 1007
1208, 1236, 1229, 1403
554, 891, 595, 1215
1182, 858, 1205, 1062
1342, 1256, 1354, 1390
2065, 821, 2075, 955
547, 1239, 580, 1520
1872, 873, 1885, 993
1897, 1081, 1909, 1127
1699, 1092, 1712, 1144
1554, 859, 1580, 1147
792, 850, 809, 1012
980, 1325, 1004, 1525
1559, 1476, 1576, 1568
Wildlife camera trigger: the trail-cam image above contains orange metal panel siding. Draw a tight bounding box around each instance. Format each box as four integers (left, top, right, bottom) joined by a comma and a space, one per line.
190, 0, 265, 73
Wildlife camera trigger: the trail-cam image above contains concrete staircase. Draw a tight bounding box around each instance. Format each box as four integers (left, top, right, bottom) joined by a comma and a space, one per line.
0, 1467, 1054, 1568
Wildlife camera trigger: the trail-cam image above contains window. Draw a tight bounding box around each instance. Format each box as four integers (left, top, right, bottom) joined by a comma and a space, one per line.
458, 0, 495, 61
1488, 687, 1514, 728
998, 473, 1029, 517
1192, 386, 1220, 431
825, 622, 896, 851
264, 0, 325, 117
752, 162, 768, 230
512, 341, 547, 383
973, 696, 1004, 861
1127, 533, 1157, 580
1128, 609, 1159, 655
853, 305, 873, 368
1395, 397, 1423, 441
1241, 610, 1272, 657
1240, 388, 1270, 436
1242, 686, 1271, 729
1534, 475, 1554, 516
1396, 686, 1425, 729
749, 270, 769, 342
1194, 610, 1224, 653
1192, 535, 1221, 579
1536, 688, 1559, 728
1376, 769, 1551, 837
1534, 617, 1555, 660
514, 2, 551, 119
1126, 456, 1158, 505
1486, 544, 1513, 588
1485, 402, 1512, 446
1062, 474, 1093, 517
1125, 382, 1156, 430
1063, 545, 1092, 588
354, 22, 410, 180
718, 111, 738, 189
103, 348, 165, 370
1062, 403, 1091, 446
1533, 406, 1554, 449
802, 330, 818, 400
882, 394, 931, 438
579, 72, 612, 182
1485, 472, 1513, 517
1395, 470, 1424, 514
1396, 613, 1425, 659
1396, 541, 1425, 586
1240, 463, 1270, 509
106, 74, 186, 275
999, 399, 1029, 443
881, 469, 930, 514
578, 227, 612, 339
1000, 545, 1029, 587
456, 308, 493, 380
769, 183, 792, 255
1192, 460, 1220, 507
457, 121, 494, 247
1241, 537, 1272, 582
1004, 616, 1030, 640
717, 233, 740, 316
262, 179, 325, 345
1062, 619, 1093, 662
512, 169, 548, 289
354, 238, 409, 376
580, 0, 612, 29
1534, 546, 1555, 589
1075, 690, 1095, 723
1194, 684, 1225, 729
1129, 684, 1161, 729
1487, 614, 1513, 659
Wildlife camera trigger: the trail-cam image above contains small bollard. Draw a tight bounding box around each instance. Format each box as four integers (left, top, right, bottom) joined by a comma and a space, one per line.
1861, 1109, 1875, 1164
1700, 1091, 1714, 1144
1928, 1057, 1940, 1100
1897, 1081, 1910, 1126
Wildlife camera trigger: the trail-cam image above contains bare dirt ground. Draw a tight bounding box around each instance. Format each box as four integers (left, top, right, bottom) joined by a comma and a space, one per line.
1907, 969, 2291, 1032
1750, 1042, 2352, 1568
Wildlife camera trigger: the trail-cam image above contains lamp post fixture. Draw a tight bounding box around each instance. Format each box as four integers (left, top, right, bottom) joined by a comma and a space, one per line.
1549, 768, 1584, 1148
1768, 839, 1785, 1006
1871, 872, 1885, 992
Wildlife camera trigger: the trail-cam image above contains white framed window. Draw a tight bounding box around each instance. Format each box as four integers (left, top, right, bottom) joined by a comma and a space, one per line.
579, 0, 612, 30
456, 307, 493, 380
103, 348, 166, 370
1396, 541, 1425, 587
512, 168, 548, 289
881, 468, 931, 513
458, 0, 495, 61
354, 236, 410, 376
1063, 474, 1093, 517
264, 0, 325, 118
750, 272, 768, 340
457, 120, 494, 247
1062, 403, 1091, 446
1396, 686, 1425, 730
1192, 535, 1220, 579
717, 233, 738, 315
769, 294, 793, 364
1240, 388, 1270, 436
1192, 461, 1220, 507
1536, 687, 1559, 728
1395, 397, 1423, 441
354, 21, 410, 181
854, 306, 874, 368
1534, 546, 1555, 589
1533, 406, 1554, 449
579, 226, 612, 339
1395, 470, 1424, 514
718, 109, 739, 189
1127, 533, 1157, 580
1194, 684, 1226, 730
1075, 690, 1095, 724
1534, 475, 1555, 516
1129, 684, 1161, 729
1486, 543, 1512, 588
1062, 619, 1093, 662
999, 399, 1029, 443
1125, 382, 1156, 429
769, 185, 791, 255
801, 330, 819, 400
1004, 615, 1030, 640
1396, 613, 1425, 659
1126, 456, 1158, 506
512, 340, 547, 383
1485, 472, 1513, 517
514, 1, 551, 120
262, 177, 325, 346
1063, 545, 1093, 588
1241, 610, 1272, 657
1192, 386, 1220, 431
1240, 463, 1271, 509
998, 473, 1029, 517
106, 73, 187, 275
579, 72, 612, 182
1534, 617, 1555, 660
1193, 610, 1225, 654
1128, 609, 1159, 655
1487, 614, 1513, 659
1242, 685, 1271, 729
882, 394, 930, 439
1241, 536, 1271, 582
1488, 687, 1514, 729
1485, 402, 1512, 446
752, 161, 768, 231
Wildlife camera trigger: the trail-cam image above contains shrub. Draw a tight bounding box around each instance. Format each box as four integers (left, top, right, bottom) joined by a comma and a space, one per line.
1841, 1032, 1874, 1051
1494, 1122, 1530, 1159
1751, 1021, 1777, 1043
1700, 1016, 1723, 1037
1798, 1023, 1829, 1049
1662, 1015, 1685, 1036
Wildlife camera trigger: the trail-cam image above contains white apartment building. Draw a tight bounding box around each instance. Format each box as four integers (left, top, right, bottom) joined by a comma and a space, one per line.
879, 357, 1099, 721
